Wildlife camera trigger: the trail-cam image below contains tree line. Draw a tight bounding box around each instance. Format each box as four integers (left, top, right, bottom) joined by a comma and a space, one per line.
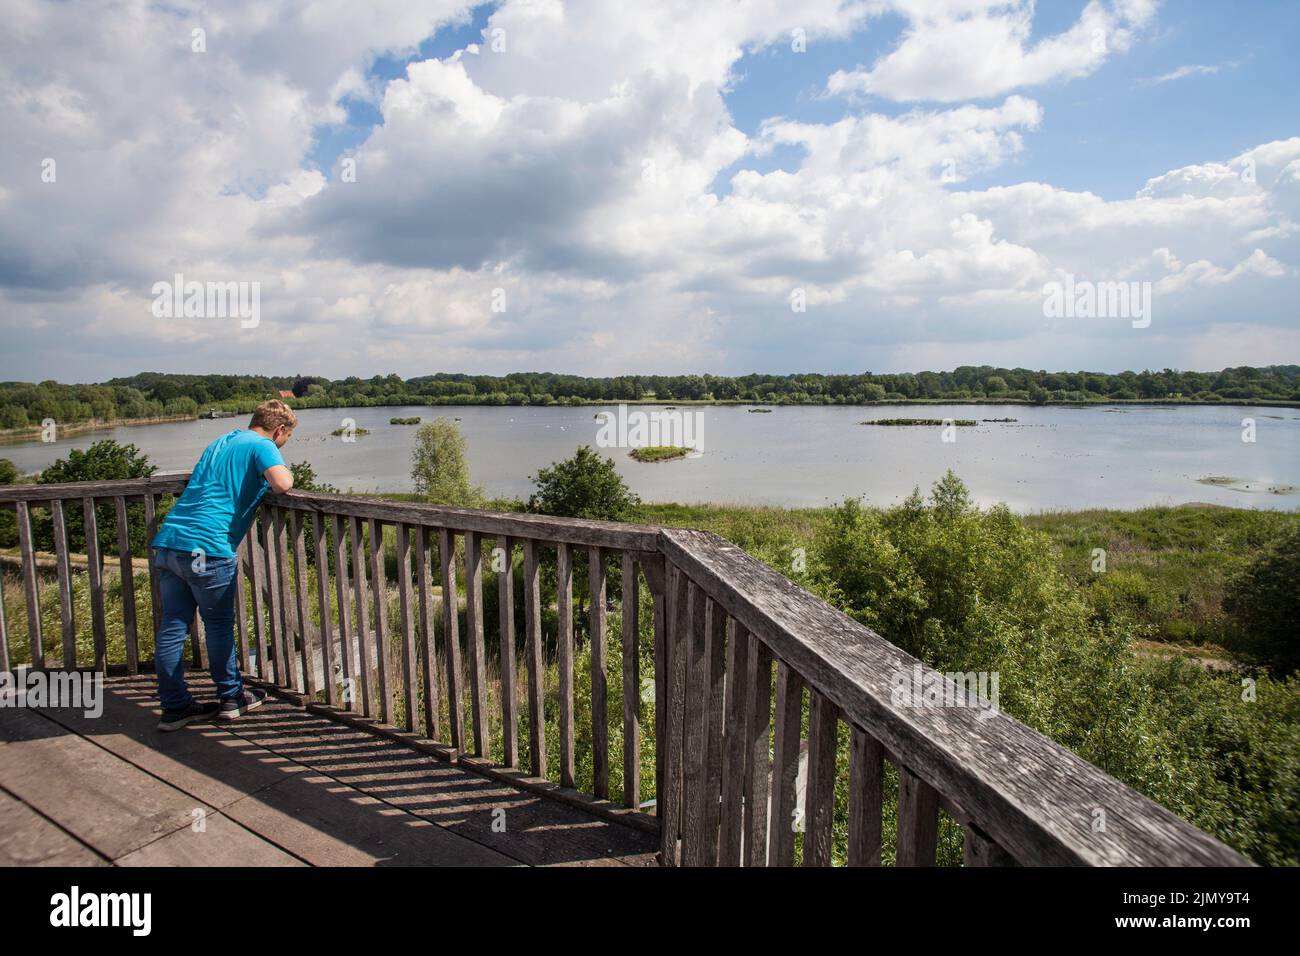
2, 365, 1297, 429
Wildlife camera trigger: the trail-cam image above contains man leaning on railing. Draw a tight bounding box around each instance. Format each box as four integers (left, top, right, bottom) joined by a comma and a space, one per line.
148, 399, 297, 731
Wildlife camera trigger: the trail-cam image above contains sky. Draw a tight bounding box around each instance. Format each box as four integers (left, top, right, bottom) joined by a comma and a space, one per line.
1, 0, 1298, 382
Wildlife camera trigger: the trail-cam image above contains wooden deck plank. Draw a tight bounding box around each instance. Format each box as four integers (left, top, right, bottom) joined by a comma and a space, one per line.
0, 675, 657, 867
223, 706, 657, 867
219, 773, 515, 867
0, 706, 217, 860
0, 790, 107, 867
114, 810, 305, 867
27, 677, 309, 811
25, 678, 523, 867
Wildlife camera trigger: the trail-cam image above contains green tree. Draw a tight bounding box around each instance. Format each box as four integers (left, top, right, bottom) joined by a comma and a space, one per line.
35, 440, 155, 554
410, 418, 484, 507
526, 446, 642, 631
1224, 526, 1300, 675
526, 445, 641, 522
39, 439, 154, 486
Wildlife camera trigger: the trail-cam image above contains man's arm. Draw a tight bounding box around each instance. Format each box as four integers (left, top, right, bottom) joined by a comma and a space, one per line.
264, 464, 294, 495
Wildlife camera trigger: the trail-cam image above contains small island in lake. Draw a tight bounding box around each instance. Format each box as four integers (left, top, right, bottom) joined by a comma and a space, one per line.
630, 445, 693, 462
331, 426, 371, 437
862, 418, 977, 427
390, 417, 421, 425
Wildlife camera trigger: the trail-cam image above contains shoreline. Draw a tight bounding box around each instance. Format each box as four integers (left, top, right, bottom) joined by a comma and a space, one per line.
0, 414, 197, 445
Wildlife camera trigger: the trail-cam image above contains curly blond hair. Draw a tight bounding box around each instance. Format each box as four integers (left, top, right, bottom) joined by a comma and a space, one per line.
249, 399, 298, 433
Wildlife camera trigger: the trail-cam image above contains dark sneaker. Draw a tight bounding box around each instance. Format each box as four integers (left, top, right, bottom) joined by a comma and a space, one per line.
158, 700, 220, 732
218, 688, 267, 720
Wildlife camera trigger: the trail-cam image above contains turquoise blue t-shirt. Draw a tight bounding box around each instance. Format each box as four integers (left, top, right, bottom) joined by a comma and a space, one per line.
152, 429, 285, 558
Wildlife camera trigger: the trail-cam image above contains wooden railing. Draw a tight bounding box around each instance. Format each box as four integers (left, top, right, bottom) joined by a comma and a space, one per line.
0, 475, 1250, 866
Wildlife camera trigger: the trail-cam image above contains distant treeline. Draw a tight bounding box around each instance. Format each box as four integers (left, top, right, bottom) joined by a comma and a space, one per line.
2, 365, 1297, 428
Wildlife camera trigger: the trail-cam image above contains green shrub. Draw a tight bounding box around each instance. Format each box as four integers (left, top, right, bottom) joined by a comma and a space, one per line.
810, 472, 1300, 864
1223, 525, 1300, 675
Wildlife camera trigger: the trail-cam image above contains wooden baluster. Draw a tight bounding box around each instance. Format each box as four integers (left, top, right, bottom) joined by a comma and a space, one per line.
332, 515, 355, 704
699, 599, 727, 864
589, 545, 608, 799
743, 632, 773, 867
498, 536, 517, 767
367, 518, 393, 724
963, 823, 1016, 866
191, 609, 206, 670
522, 538, 545, 778
274, 508, 296, 689
82, 498, 107, 673
463, 530, 489, 756
0, 559, 8, 671
143, 494, 162, 640
348, 515, 373, 716
660, 566, 689, 866
652, 559, 669, 818
681, 582, 709, 866
803, 690, 838, 867
246, 525, 269, 680
848, 727, 884, 866
718, 618, 750, 865
556, 542, 574, 787
897, 767, 940, 866
394, 523, 419, 732
313, 511, 336, 707
620, 553, 640, 809
112, 497, 137, 674
768, 661, 804, 867
15, 502, 43, 670
438, 528, 463, 750
415, 526, 440, 740
234, 536, 251, 675
260, 511, 285, 687
0, 547, 8, 671
290, 509, 315, 697
50, 499, 76, 669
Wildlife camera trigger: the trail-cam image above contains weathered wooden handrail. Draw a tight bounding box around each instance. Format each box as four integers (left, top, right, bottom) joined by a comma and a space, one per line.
265, 487, 664, 552
657, 528, 1249, 866
0, 474, 1251, 866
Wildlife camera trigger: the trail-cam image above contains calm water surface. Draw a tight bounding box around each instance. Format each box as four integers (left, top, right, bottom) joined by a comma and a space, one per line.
4, 404, 1297, 512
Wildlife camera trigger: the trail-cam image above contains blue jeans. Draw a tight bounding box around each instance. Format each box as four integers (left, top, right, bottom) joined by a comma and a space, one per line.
152, 546, 244, 711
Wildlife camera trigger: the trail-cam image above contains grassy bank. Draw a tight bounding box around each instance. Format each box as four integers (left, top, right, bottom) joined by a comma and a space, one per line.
1023, 505, 1298, 653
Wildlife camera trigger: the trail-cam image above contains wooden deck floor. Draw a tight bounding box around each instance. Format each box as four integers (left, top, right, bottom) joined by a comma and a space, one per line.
0, 676, 658, 867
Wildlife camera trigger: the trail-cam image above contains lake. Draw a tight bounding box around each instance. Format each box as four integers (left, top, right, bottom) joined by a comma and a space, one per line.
3, 403, 1298, 512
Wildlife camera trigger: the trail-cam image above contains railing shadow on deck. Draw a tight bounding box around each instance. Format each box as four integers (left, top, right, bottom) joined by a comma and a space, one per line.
0, 475, 1251, 867
2, 674, 653, 866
